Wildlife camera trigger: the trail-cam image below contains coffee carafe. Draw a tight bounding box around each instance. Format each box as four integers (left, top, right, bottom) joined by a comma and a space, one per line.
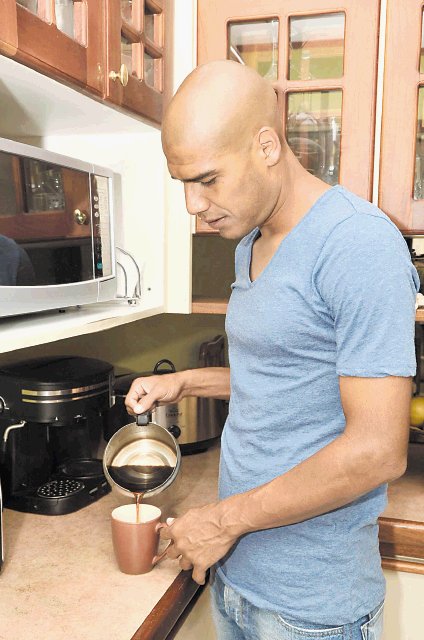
103, 412, 181, 499
0, 356, 114, 516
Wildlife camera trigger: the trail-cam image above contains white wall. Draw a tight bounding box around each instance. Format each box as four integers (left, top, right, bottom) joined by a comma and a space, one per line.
42, 131, 165, 311
163, 0, 198, 313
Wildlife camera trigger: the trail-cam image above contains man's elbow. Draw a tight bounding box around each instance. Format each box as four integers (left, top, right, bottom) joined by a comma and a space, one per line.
351, 440, 408, 486
373, 449, 408, 484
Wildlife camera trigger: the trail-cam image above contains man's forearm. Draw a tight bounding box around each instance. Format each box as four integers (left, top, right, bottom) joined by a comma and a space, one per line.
219, 431, 406, 538
179, 367, 231, 400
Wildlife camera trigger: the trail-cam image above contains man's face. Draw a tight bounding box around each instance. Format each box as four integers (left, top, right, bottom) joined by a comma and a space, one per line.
166, 143, 273, 240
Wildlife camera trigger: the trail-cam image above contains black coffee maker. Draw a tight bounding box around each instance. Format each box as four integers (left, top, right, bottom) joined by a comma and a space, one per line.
0, 356, 114, 516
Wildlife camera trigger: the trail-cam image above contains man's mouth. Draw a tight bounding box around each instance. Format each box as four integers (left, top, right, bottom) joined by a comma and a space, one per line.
203, 216, 225, 228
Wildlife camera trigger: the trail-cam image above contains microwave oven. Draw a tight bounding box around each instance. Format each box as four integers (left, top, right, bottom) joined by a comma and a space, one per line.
0, 137, 116, 318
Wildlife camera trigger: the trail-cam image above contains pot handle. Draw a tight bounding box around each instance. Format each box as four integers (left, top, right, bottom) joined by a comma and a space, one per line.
136, 412, 151, 426
153, 359, 176, 375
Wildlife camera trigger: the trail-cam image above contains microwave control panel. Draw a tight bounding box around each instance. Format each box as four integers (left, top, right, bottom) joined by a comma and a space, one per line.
91, 175, 112, 278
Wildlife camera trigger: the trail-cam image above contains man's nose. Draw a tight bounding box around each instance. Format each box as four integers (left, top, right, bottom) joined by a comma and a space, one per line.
184, 183, 210, 217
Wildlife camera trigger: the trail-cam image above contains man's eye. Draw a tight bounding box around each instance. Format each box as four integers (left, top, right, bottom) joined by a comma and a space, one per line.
201, 178, 216, 187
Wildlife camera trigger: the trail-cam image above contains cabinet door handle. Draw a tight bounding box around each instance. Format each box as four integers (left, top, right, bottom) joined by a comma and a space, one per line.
109, 64, 129, 87
74, 209, 88, 225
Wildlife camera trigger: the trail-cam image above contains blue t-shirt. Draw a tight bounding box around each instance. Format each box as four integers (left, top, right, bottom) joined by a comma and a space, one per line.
218, 185, 419, 625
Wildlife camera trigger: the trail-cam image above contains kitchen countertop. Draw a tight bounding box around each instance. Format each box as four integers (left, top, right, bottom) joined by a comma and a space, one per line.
0, 443, 220, 640
2, 442, 424, 640
383, 443, 424, 521
379, 443, 424, 574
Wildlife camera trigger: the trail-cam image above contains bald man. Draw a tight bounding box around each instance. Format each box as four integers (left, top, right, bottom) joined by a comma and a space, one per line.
126, 61, 419, 640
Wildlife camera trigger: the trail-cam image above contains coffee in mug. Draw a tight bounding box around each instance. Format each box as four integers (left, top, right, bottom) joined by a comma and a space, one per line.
111, 503, 169, 574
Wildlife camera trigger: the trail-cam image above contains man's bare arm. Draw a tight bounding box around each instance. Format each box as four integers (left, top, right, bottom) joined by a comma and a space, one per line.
125, 367, 231, 415
162, 376, 411, 583
221, 375, 411, 535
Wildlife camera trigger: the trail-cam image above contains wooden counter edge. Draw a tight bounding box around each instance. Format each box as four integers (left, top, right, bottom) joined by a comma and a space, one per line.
379, 517, 424, 575
131, 570, 203, 640
189, 306, 424, 321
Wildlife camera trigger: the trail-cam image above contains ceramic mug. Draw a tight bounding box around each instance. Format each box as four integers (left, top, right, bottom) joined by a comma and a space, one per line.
111, 503, 170, 574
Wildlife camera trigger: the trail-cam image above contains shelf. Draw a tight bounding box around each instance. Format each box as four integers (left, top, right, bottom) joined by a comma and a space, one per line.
191, 297, 228, 314
0, 301, 165, 354
192, 299, 424, 322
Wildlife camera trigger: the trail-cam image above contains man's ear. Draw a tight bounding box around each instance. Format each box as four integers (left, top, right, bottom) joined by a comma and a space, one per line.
258, 127, 281, 167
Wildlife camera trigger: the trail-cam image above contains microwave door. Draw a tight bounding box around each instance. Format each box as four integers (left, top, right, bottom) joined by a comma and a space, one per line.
0, 137, 116, 317
0, 153, 95, 287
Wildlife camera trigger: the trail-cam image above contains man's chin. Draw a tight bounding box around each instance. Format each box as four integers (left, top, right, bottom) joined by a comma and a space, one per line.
219, 228, 243, 240
219, 224, 252, 240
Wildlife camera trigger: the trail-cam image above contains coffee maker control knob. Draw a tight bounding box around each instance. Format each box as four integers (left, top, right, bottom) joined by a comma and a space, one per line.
168, 425, 181, 439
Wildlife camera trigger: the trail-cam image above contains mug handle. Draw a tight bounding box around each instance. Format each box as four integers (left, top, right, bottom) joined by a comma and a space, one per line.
152, 522, 173, 566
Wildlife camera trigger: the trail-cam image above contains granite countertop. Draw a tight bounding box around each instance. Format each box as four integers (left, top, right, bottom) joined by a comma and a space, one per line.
2, 442, 424, 640
0, 444, 220, 640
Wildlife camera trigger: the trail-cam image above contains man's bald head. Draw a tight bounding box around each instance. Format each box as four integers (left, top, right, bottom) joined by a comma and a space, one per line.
162, 60, 282, 161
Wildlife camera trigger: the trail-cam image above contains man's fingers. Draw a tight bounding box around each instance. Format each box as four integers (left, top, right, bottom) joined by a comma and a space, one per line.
124, 380, 148, 413
159, 523, 174, 540
166, 543, 182, 560
125, 385, 159, 414
179, 557, 193, 571
191, 566, 206, 585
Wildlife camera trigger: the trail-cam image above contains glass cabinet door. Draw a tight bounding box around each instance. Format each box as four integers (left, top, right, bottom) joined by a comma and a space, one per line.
379, 0, 424, 232
16, 0, 84, 43
198, 0, 380, 233
228, 19, 279, 81
1, 0, 104, 93
106, 0, 165, 124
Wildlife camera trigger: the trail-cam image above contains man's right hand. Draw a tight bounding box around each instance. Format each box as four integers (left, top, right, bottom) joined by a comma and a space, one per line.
124, 371, 186, 416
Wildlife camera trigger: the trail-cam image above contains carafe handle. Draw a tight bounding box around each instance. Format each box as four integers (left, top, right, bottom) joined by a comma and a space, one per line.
136, 413, 151, 427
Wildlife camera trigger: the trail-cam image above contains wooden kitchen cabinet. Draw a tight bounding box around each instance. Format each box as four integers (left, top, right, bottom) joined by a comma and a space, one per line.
105, 0, 166, 124
0, 0, 169, 124
197, 0, 380, 235
379, 0, 424, 233
0, 0, 104, 94
0, 1, 18, 54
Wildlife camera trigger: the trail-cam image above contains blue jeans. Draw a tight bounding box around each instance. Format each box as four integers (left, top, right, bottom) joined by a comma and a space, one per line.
210, 571, 384, 640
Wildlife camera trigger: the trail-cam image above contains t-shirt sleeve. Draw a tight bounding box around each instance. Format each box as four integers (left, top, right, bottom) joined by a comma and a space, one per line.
313, 213, 420, 377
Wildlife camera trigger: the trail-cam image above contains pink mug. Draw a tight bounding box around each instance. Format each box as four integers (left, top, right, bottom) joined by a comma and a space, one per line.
111, 503, 171, 574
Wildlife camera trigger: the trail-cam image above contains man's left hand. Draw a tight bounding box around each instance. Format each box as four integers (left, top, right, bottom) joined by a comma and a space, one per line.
159, 502, 239, 585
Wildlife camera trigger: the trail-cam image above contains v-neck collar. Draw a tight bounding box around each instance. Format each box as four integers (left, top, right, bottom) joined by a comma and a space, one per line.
246, 185, 341, 286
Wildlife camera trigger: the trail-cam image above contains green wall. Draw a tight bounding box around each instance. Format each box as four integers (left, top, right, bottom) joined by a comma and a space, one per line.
0, 313, 227, 375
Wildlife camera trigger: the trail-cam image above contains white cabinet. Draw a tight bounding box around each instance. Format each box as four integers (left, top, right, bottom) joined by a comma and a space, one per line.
0, 62, 164, 351
173, 574, 424, 640
383, 569, 424, 640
